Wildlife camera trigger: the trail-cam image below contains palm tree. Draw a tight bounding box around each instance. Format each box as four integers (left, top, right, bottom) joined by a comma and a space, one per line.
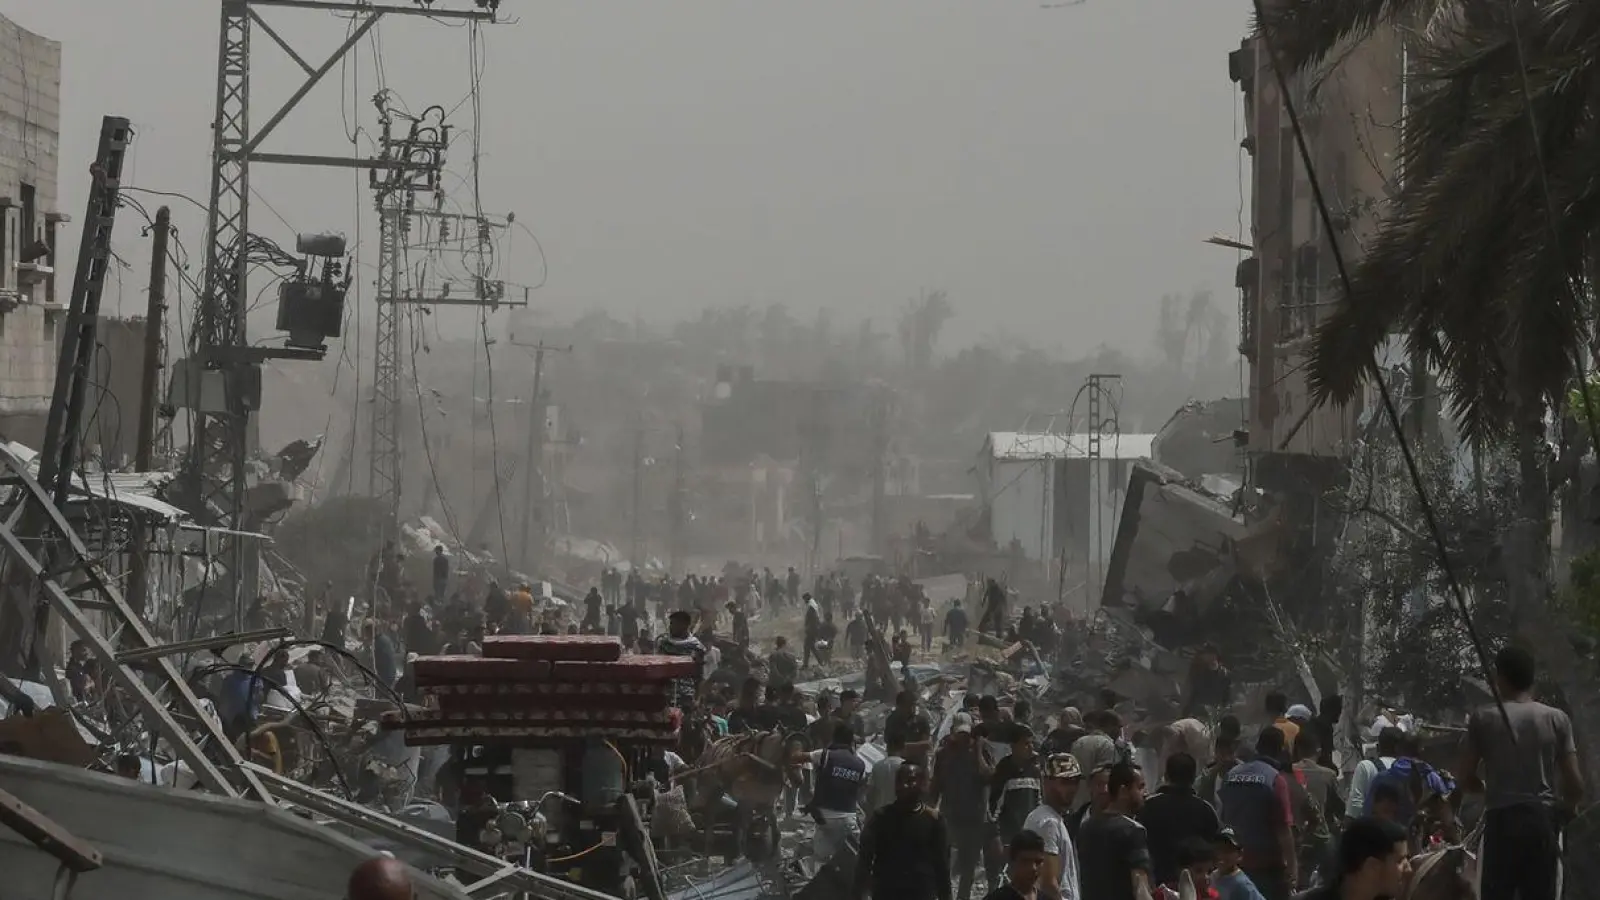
1259, 0, 1600, 769
1261, 1, 1600, 441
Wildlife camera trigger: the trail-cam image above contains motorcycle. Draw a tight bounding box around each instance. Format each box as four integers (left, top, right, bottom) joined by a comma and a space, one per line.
476, 792, 577, 872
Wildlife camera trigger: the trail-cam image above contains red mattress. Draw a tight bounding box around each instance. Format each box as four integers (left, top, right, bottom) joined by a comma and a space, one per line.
412, 654, 696, 685
481, 634, 623, 662
400, 724, 682, 747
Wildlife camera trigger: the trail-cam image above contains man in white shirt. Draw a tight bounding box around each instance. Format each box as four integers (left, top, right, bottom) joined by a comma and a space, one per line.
1022, 752, 1082, 900
1345, 726, 1402, 824
865, 733, 907, 814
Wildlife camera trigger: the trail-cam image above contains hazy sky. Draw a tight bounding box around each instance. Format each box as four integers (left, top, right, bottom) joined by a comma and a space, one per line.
5, 0, 1249, 357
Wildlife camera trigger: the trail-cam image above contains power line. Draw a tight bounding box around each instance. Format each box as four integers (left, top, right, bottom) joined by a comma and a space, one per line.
407, 305, 466, 546
462, 18, 512, 569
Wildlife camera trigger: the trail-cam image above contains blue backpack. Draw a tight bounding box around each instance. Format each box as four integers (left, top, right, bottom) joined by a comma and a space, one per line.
1363, 758, 1422, 826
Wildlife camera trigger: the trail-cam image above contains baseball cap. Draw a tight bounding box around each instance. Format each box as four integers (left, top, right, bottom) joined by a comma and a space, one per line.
1043, 753, 1082, 780
1286, 704, 1315, 721
1215, 827, 1242, 849
951, 712, 974, 734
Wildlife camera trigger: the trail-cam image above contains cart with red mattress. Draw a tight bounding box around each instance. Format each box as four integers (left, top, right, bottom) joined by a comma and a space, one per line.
386, 634, 687, 899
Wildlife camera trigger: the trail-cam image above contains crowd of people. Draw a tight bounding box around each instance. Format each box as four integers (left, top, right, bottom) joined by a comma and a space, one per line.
219, 540, 1583, 900
685, 633, 1577, 900
836, 645, 1581, 900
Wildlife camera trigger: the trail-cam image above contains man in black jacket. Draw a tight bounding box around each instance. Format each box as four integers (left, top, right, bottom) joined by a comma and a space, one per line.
1137, 751, 1221, 885
727, 677, 774, 734
989, 726, 1042, 854
856, 763, 951, 900
931, 713, 994, 900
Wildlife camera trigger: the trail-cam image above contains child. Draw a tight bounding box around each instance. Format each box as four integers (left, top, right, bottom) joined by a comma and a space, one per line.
1156, 837, 1221, 900
983, 829, 1047, 900
1211, 828, 1266, 900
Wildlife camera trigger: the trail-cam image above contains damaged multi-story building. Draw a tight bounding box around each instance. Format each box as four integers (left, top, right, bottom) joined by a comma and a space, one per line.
1231, 21, 1403, 616
0, 15, 63, 447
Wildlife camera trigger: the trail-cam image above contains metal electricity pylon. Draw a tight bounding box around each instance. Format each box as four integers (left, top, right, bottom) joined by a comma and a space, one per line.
369, 195, 526, 526
187, 0, 497, 610
368, 102, 448, 523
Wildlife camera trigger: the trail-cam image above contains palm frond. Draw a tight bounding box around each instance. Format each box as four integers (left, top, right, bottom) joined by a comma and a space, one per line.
1256, 0, 1446, 75
1308, 0, 1600, 436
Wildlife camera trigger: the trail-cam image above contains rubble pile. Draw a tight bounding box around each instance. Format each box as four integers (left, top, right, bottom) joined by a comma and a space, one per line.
391, 634, 692, 744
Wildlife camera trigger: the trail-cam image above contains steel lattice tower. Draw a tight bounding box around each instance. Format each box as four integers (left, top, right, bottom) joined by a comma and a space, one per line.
190, 1, 253, 601
365, 108, 456, 523
369, 201, 403, 513
187, 0, 497, 610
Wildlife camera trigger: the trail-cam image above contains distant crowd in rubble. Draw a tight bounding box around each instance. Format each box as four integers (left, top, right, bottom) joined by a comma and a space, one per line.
338, 539, 1070, 697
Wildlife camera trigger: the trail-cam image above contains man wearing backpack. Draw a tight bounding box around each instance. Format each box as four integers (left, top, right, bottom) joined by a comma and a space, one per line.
1359, 733, 1456, 850
1344, 727, 1401, 827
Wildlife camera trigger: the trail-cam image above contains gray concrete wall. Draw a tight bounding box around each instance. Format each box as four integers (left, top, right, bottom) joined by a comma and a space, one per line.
0, 14, 61, 439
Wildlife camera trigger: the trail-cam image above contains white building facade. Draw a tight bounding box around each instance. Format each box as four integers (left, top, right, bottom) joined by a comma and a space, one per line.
0, 14, 62, 447
976, 431, 1155, 611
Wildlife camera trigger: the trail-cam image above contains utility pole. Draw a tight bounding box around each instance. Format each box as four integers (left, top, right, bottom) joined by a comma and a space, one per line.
870, 392, 890, 557
802, 390, 829, 579
371, 197, 522, 528
510, 338, 570, 573
134, 207, 170, 473
187, 0, 498, 617
1084, 373, 1121, 613
37, 117, 131, 505
5, 116, 130, 678
368, 102, 446, 526
669, 425, 685, 577
127, 205, 171, 616
631, 418, 645, 568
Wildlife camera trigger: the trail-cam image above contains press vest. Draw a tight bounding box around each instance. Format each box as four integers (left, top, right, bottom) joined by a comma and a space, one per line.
812, 747, 868, 813
1217, 758, 1283, 863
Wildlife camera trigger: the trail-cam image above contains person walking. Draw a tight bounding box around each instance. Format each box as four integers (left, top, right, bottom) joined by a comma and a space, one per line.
1021, 753, 1083, 900
803, 723, 869, 864
1217, 727, 1297, 900
990, 726, 1043, 863
1460, 645, 1584, 900
855, 764, 951, 900
1075, 761, 1152, 900
944, 600, 970, 650
931, 713, 995, 900
1292, 818, 1410, 900
1138, 751, 1221, 887
982, 830, 1048, 900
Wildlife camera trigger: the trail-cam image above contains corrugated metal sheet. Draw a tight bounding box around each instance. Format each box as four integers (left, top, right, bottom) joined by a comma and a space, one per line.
70, 471, 186, 522
0, 754, 467, 900
0, 439, 186, 521
985, 432, 1156, 462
